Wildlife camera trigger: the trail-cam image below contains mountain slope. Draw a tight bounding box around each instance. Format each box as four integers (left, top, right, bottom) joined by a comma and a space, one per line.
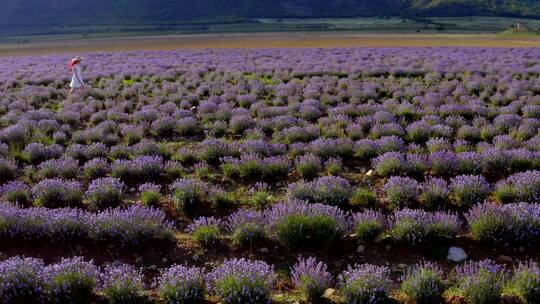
0, 0, 538, 31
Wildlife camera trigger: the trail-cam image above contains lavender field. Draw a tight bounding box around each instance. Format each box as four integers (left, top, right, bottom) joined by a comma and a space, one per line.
0, 47, 540, 303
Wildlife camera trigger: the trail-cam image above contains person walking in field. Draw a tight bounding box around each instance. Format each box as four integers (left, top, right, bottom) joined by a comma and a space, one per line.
69, 56, 85, 95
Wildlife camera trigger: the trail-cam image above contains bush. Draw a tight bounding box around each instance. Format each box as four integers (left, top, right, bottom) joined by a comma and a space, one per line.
43, 257, 99, 304
508, 261, 540, 304
206, 258, 275, 304
456, 259, 506, 304
38, 158, 79, 179
324, 157, 343, 175
170, 178, 210, 217
0, 157, 16, 184
466, 202, 540, 245
450, 175, 491, 208
32, 178, 83, 208
351, 210, 386, 242
101, 264, 147, 304
339, 264, 391, 304
82, 158, 109, 180
187, 216, 223, 246
429, 151, 458, 176
86, 177, 125, 209
291, 257, 333, 302
226, 209, 266, 246
295, 153, 322, 180
494, 171, 540, 204
0, 256, 45, 304
372, 152, 407, 177
265, 201, 350, 249
94, 206, 174, 246
138, 183, 161, 206
287, 176, 352, 206
401, 262, 445, 304
391, 209, 460, 245
158, 265, 206, 304
349, 188, 378, 208
383, 176, 420, 210
420, 178, 450, 210
0, 181, 30, 205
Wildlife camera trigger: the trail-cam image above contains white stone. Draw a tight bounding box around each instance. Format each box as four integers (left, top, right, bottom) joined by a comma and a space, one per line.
447, 246, 467, 262
260, 247, 269, 253
357, 245, 365, 253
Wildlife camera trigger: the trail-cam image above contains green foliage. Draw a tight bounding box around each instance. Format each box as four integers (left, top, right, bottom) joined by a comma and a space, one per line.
140, 191, 161, 207
350, 188, 378, 208
274, 214, 343, 249
191, 225, 221, 246
353, 220, 385, 242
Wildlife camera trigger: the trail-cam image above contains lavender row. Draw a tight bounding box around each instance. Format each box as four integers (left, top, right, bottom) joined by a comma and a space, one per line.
2, 256, 539, 303
2, 169, 539, 216
188, 200, 540, 249
0, 204, 173, 246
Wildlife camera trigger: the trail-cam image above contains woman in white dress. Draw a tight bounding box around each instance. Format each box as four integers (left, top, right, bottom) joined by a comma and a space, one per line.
69, 56, 85, 95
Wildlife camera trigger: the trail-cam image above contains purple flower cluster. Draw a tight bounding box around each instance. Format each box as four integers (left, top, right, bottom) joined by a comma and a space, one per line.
85, 177, 125, 209
226, 209, 266, 246
339, 263, 392, 304
32, 178, 83, 208
206, 258, 276, 304
391, 208, 461, 245
287, 175, 352, 206
157, 265, 206, 303
291, 257, 333, 301
0, 204, 173, 245
466, 202, 540, 245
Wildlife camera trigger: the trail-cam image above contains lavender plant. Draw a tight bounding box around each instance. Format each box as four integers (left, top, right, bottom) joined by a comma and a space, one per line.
101, 264, 147, 304
32, 178, 83, 208
400, 262, 446, 304
287, 176, 352, 206
291, 257, 333, 302
42, 257, 99, 304
455, 259, 507, 304
85, 177, 125, 209
0, 256, 45, 304
508, 261, 540, 304
206, 258, 276, 304
339, 264, 392, 304
226, 209, 266, 246
265, 201, 350, 249
449, 175, 491, 208
187, 216, 223, 246
158, 265, 206, 304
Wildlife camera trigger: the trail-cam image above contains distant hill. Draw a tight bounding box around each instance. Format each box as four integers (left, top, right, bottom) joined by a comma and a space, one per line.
0, 0, 539, 34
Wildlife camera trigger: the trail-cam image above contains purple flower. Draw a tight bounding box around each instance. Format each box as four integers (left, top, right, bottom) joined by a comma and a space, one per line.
101, 264, 146, 303
287, 175, 352, 206
157, 265, 206, 303
42, 257, 99, 303
93, 206, 174, 246
0, 256, 45, 303
226, 209, 266, 246
32, 178, 83, 208
206, 258, 276, 304
449, 175, 491, 208
86, 177, 125, 209
291, 257, 332, 301
339, 264, 391, 304
383, 176, 420, 210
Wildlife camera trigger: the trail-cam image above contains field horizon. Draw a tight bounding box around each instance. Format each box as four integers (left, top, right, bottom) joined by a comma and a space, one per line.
1, 32, 540, 57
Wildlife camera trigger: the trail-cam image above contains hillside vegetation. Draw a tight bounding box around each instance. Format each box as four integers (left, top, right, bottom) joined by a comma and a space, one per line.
0, 0, 538, 33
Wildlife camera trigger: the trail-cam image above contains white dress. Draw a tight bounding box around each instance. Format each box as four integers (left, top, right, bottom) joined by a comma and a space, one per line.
70, 65, 84, 88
